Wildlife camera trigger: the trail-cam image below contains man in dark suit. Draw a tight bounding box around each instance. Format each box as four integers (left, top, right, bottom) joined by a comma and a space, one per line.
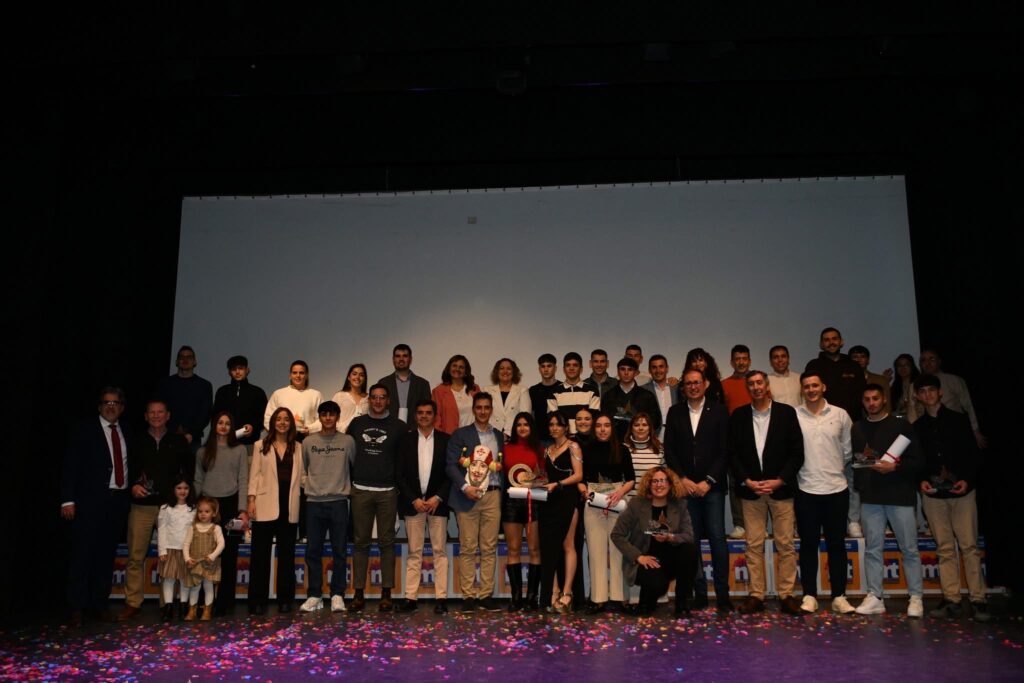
61, 387, 133, 625
664, 368, 732, 612
642, 354, 680, 440
728, 370, 804, 615
446, 392, 505, 612
377, 343, 432, 425
397, 399, 451, 613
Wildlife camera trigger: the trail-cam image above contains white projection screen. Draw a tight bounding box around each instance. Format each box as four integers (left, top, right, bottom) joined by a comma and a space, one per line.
173, 176, 919, 395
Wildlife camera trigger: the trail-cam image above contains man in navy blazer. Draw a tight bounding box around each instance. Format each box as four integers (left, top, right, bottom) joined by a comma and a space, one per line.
377, 344, 433, 424
61, 387, 133, 625
642, 354, 680, 440
664, 368, 732, 612
397, 399, 451, 613
727, 370, 805, 615
445, 392, 505, 611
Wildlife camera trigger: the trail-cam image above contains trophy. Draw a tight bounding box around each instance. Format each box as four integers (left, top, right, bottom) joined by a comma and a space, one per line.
853, 434, 911, 468
852, 444, 881, 469
644, 510, 670, 536
929, 466, 957, 493
136, 471, 156, 496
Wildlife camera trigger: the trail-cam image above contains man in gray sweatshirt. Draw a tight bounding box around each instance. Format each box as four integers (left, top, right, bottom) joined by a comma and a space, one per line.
299, 401, 355, 613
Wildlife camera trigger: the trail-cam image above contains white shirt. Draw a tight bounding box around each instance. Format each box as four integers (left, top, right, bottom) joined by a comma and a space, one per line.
332, 391, 368, 433
417, 429, 434, 496
795, 401, 853, 494
265, 385, 323, 434
453, 389, 474, 427
652, 382, 673, 436
752, 401, 773, 470
688, 398, 705, 435
769, 371, 803, 408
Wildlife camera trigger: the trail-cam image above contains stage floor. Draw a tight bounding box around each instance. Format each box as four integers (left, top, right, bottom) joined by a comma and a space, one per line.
3, 599, 1022, 681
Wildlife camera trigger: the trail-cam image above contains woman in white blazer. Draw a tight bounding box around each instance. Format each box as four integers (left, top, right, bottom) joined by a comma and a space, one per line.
246, 407, 303, 615
484, 358, 533, 438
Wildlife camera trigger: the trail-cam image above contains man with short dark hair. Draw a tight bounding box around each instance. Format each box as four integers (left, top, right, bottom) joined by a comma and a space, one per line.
664, 369, 732, 612
213, 355, 267, 448
377, 344, 432, 425
852, 384, 925, 618
157, 345, 213, 454
346, 384, 406, 612
794, 372, 856, 614
119, 399, 192, 620
61, 388, 133, 625
729, 370, 804, 615
625, 345, 652, 386
914, 374, 988, 621
804, 328, 866, 418
446, 392, 505, 611
397, 400, 451, 613
642, 354, 679, 440
529, 353, 560, 442
548, 352, 600, 434
768, 345, 802, 408
588, 349, 617, 399
602, 357, 662, 442
849, 345, 891, 410
721, 345, 753, 414
299, 401, 355, 614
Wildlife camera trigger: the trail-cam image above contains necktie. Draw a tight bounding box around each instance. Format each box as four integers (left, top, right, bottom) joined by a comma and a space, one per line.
110, 424, 125, 487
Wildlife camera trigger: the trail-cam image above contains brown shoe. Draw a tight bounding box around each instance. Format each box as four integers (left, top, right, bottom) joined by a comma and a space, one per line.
350, 591, 366, 612
184, 605, 198, 621
201, 605, 213, 621
779, 595, 803, 616
117, 604, 142, 621
737, 596, 765, 614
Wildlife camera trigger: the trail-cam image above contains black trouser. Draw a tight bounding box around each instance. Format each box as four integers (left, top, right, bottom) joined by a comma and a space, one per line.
213, 495, 241, 610
795, 489, 849, 598
67, 490, 130, 613
249, 515, 297, 607
636, 542, 698, 609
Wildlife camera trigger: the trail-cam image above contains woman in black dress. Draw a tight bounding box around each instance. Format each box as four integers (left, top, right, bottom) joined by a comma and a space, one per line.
539, 412, 583, 614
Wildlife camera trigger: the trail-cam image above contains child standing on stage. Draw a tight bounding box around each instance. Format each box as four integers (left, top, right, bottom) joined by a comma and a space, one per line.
184, 496, 226, 621
158, 477, 196, 621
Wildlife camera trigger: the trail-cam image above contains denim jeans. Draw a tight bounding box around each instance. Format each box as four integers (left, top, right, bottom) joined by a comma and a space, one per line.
861, 503, 922, 597
687, 489, 729, 597
305, 499, 349, 597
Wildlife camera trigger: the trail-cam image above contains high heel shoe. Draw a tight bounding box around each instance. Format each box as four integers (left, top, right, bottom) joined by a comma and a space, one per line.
556, 593, 573, 615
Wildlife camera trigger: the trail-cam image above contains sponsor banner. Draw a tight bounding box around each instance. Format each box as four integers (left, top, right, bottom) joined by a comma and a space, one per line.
276, 543, 403, 599
496, 543, 532, 597
818, 539, 861, 595
699, 539, 754, 596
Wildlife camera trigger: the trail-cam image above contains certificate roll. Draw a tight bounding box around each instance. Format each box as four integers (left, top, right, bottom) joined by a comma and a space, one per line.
587, 492, 626, 513
508, 486, 548, 502
882, 434, 912, 463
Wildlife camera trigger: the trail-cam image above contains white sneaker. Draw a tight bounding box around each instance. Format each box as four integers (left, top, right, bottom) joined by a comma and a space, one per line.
300, 597, 323, 613
855, 593, 886, 615
908, 595, 924, 618
832, 596, 856, 614
728, 526, 746, 540
847, 522, 863, 538
331, 595, 347, 612
800, 595, 818, 613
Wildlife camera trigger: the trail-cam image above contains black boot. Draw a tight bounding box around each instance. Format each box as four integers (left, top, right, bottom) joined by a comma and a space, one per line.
507, 564, 524, 612
525, 564, 542, 611
160, 603, 174, 622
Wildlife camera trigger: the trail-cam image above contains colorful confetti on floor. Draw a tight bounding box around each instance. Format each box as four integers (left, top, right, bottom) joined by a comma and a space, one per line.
3, 603, 1023, 681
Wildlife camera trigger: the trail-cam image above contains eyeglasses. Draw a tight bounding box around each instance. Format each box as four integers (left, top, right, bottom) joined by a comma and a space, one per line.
650, 478, 670, 485
100, 401, 123, 407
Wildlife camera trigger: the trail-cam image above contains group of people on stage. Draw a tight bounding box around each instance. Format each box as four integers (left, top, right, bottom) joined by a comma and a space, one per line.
61, 330, 989, 624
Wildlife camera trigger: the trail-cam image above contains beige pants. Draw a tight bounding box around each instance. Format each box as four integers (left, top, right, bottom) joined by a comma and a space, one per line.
125, 504, 160, 608
455, 490, 501, 598
404, 512, 449, 600
740, 495, 796, 599
583, 503, 625, 603
922, 490, 986, 602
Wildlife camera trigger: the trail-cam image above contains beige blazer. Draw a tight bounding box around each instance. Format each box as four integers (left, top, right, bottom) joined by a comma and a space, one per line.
483, 384, 533, 437
248, 442, 303, 523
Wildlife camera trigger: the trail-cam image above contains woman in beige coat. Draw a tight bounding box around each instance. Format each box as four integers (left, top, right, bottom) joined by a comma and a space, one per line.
246, 407, 302, 615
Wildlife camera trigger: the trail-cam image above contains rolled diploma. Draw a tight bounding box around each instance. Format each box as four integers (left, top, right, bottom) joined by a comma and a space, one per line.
881, 434, 911, 463
588, 492, 626, 513
508, 486, 548, 502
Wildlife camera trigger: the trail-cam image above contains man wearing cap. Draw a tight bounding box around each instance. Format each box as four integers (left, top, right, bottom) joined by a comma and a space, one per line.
346, 384, 406, 612
446, 392, 505, 612
602, 356, 662, 443
299, 401, 355, 614
213, 355, 268, 448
